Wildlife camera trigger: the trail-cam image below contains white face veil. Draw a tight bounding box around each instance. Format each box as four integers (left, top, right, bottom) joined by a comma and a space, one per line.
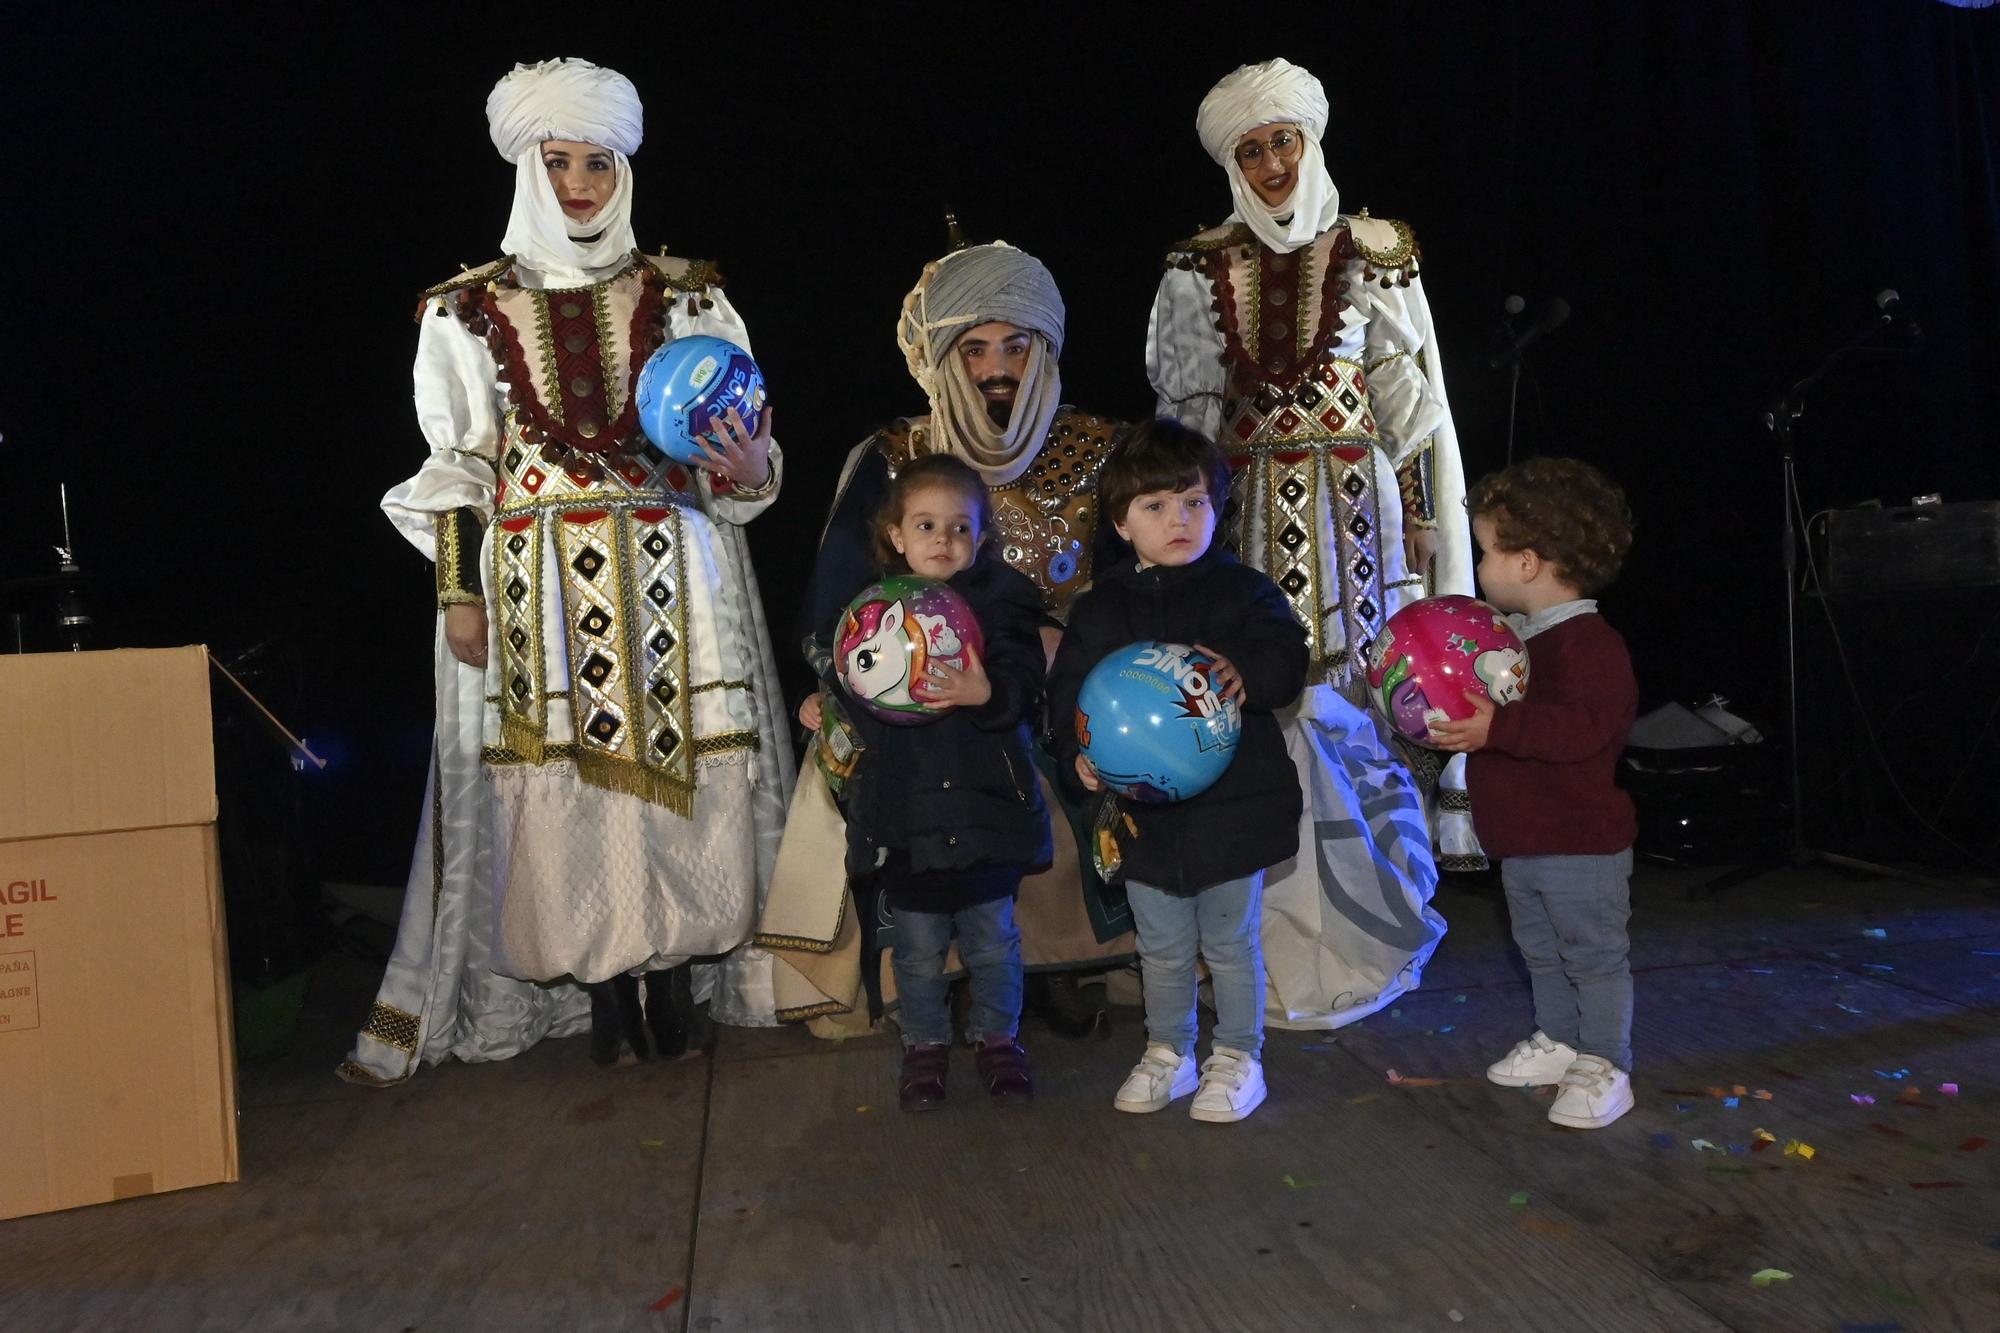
894, 243, 1068, 487
486, 58, 644, 284
1196, 58, 1342, 255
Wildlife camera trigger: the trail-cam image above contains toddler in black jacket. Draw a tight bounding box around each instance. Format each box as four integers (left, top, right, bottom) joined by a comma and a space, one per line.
1050, 421, 1308, 1123
799, 455, 1052, 1110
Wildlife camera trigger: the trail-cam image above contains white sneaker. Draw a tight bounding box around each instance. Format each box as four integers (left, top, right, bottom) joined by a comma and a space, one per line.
1548, 1055, 1634, 1129
1114, 1043, 1198, 1113
1189, 1046, 1267, 1124
1486, 1030, 1580, 1087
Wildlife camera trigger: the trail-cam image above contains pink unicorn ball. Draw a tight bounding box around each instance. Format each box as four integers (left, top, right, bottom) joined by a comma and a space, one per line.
834, 575, 988, 726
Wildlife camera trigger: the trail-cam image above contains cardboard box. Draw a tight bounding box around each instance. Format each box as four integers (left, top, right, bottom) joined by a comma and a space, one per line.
0, 646, 239, 1220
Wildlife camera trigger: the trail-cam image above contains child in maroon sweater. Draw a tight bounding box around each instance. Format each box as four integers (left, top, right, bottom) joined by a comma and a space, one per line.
1431, 459, 1638, 1130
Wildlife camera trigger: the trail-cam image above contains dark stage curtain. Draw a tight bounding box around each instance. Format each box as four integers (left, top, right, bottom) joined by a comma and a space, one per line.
1, 2, 1995, 878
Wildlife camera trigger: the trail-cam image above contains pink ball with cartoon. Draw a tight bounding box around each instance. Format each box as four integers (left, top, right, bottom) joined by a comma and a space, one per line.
834, 574, 986, 726
1363, 595, 1530, 748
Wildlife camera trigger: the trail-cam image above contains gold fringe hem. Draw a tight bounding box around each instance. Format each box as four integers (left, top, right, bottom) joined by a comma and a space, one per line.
574, 747, 696, 818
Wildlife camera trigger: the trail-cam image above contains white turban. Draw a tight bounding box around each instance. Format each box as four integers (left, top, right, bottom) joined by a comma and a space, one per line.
485, 59, 643, 284
896, 243, 1066, 487
1196, 58, 1342, 254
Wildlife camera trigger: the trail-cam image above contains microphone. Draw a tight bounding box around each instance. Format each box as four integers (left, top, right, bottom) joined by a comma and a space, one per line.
1502, 293, 1527, 318
1875, 288, 1923, 338
1490, 296, 1570, 368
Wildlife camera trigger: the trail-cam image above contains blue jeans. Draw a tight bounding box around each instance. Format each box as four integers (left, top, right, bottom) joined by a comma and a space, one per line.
1501, 851, 1634, 1071
1126, 872, 1265, 1058
890, 897, 1023, 1047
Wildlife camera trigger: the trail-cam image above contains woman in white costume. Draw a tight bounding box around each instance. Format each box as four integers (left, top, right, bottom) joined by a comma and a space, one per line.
1147, 58, 1475, 1029
341, 58, 793, 1084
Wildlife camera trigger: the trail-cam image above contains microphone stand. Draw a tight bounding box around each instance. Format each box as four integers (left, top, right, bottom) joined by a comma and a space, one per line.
1698, 314, 1931, 896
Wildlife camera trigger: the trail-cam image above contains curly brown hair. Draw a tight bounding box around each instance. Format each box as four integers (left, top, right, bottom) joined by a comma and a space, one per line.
1465, 458, 1634, 595
872, 453, 996, 571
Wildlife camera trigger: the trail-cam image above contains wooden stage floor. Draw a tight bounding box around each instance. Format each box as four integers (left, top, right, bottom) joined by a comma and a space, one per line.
2, 862, 1995, 1332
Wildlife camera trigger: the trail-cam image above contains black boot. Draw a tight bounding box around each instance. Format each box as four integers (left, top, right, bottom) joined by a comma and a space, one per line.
643, 964, 692, 1061
1027, 970, 1110, 1040
613, 973, 651, 1061
586, 981, 621, 1066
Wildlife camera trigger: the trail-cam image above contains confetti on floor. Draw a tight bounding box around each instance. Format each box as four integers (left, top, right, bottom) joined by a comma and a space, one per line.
1862, 928, 1887, 939
1507, 1191, 1530, 1208
1282, 1174, 1323, 1190
1749, 1268, 1793, 1287
647, 1287, 685, 1312
1875, 1068, 1911, 1081
1385, 1069, 1447, 1087
1852, 1094, 1877, 1106
1958, 1137, 1989, 1154
1784, 1139, 1817, 1160
1938, 1083, 1958, 1096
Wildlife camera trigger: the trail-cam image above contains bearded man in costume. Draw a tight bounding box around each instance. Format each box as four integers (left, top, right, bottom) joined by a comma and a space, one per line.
341, 58, 795, 1086
1147, 58, 1476, 1029
756, 242, 1130, 1035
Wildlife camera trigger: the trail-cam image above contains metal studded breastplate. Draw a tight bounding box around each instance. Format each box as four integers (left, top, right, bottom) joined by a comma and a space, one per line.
879, 409, 1120, 625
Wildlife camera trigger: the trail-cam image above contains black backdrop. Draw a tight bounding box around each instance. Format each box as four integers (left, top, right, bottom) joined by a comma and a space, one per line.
4, 2, 1997, 882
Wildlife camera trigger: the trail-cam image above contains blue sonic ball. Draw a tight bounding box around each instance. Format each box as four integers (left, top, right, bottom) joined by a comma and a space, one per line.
635, 335, 767, 466
1074, 642, 1242, 803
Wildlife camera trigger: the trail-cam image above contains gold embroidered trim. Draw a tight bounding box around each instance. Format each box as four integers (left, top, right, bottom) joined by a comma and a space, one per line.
419, 257, 513, 303
642, 252, 722, 293
753, 885, 849, 956
1439, 788, 1473, 814
438, 588, 485, 608
434, 509, 483, 603
593, 284, 622, 419
527, 290, 565, 425
775, 1000, 852, 1020
335, 1059, 399, 1087
1294, 241, 1317, 361
694, 730, 760, 757
362, 1001, 421, 1053
692, 680, 753, 695
1348, 217, 1417, 269
1166, 222, 1253, 256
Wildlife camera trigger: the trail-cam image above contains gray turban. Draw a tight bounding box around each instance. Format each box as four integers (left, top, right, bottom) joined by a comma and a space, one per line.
896, 242, 1067, 486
